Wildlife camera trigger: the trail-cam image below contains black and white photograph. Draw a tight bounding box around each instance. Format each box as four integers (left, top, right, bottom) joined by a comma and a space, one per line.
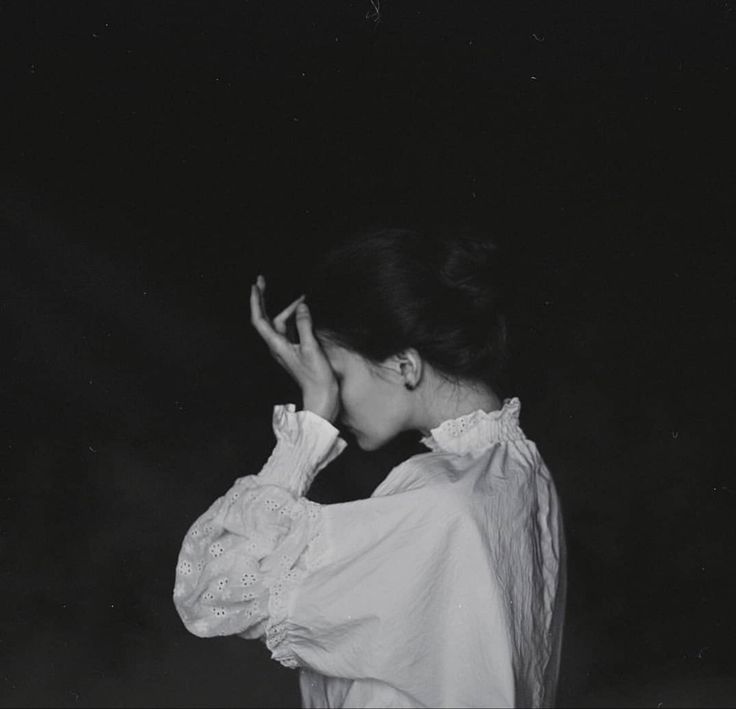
2, 1, 735, 707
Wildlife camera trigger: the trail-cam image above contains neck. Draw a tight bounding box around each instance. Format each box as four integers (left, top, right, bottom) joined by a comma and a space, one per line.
415, 381, 502, 437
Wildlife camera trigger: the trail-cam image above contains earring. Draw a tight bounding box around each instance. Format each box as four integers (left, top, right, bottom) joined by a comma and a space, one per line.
404, 382, 415, 391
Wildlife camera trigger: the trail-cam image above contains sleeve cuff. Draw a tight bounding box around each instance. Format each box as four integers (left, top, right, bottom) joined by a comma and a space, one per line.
256, 403, 348, 496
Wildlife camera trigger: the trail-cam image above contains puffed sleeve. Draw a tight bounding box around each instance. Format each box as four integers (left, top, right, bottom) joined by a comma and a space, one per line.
172, 403, 348, 666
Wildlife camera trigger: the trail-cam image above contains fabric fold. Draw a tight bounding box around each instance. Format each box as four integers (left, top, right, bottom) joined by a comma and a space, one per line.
258, 403, 348, 496
173, 398, 565, 708
420, 397, 524, 455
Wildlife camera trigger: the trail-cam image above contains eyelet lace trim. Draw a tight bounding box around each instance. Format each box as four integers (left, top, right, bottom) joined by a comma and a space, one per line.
265, 499, 327, 669
419, 397, 524, 455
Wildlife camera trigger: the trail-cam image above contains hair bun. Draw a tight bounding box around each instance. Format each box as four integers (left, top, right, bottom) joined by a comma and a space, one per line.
436, 230, 506, 311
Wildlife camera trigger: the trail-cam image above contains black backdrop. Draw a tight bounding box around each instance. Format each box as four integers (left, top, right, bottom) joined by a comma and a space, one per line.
2, 1, 735, 706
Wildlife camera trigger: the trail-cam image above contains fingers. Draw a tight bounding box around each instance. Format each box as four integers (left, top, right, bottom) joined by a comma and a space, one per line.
273, 294, 306, 335
256, 274, 267, 319
295, 301, 318, 350
250, 278, 284, 352
250, 274, 273, 329
250, 275, 309, 352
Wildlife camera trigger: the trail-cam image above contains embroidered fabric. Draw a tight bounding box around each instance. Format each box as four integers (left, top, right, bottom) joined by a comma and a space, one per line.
265, 500, 328, 668
173, 402, 345, 667
174, 397, 565, 708
173, 476, 328, 665
419, 397, 524, 455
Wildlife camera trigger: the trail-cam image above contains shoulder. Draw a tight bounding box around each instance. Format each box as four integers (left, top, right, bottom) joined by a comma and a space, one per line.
381, 445, 545, 521
324, 455, 471, 533
373, 450, 466, 496
391, 455, 477, 522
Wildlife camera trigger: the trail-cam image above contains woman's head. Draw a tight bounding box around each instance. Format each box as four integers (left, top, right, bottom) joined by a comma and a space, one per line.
304, 226, 511, 448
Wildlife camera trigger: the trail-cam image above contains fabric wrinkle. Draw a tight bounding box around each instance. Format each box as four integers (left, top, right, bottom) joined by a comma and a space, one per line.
172, 396, 565, 708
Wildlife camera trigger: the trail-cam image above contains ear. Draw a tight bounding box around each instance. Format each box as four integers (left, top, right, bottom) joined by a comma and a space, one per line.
393, 348, 423, 388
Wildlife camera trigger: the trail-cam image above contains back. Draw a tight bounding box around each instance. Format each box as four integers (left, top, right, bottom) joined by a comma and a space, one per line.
373, 410, 566, 707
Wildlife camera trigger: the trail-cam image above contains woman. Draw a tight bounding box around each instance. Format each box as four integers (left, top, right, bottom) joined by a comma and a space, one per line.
173, 227, 566, 708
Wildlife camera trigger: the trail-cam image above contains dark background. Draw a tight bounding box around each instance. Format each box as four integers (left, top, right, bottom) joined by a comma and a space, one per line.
2, 0, 735, 706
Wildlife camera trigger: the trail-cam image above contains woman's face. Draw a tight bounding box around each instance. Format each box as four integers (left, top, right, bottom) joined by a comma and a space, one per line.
317, 337, 409, 450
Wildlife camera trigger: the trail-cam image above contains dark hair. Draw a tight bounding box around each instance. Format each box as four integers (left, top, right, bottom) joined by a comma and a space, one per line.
304, 226, 511, 396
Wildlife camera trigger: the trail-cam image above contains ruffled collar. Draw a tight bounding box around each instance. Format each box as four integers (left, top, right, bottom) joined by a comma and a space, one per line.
419, 397, 524, 455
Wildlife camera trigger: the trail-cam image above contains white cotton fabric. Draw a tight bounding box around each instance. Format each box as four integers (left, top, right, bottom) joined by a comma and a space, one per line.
173, 398, 566, 708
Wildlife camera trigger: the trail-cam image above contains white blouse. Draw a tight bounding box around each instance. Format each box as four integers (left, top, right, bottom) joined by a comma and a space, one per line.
173, 397, 566, 708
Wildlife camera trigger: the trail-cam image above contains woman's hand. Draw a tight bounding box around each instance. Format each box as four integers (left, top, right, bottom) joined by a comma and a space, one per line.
250, 275, 341, 423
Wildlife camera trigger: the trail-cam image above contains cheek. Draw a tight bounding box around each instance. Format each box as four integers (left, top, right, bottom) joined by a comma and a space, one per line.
354, 384, 394, 427
338, 379, 360, 412
339, 376, 374, 416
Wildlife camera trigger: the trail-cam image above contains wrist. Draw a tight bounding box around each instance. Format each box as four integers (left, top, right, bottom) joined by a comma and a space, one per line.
302, 391, 340, 423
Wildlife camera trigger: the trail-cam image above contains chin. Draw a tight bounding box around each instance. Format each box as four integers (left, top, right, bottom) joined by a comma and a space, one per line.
349, 429, 369, 450
353, 433, 388, 452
